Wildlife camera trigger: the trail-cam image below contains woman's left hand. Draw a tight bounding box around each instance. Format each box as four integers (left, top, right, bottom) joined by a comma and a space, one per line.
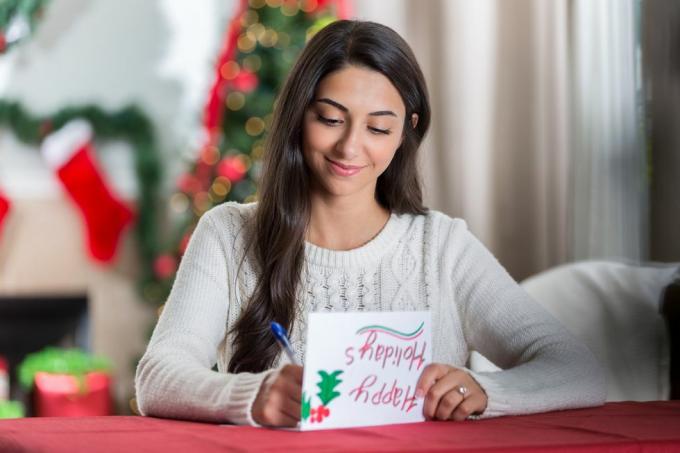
415, 363, 488, 421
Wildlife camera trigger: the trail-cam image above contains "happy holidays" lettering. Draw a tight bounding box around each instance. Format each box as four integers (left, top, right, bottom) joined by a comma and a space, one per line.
344, 330, 427, 372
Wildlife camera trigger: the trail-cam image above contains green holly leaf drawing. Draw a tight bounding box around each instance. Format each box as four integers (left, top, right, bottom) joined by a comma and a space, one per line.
301, 391, 312, 421
316, 370, 343, 406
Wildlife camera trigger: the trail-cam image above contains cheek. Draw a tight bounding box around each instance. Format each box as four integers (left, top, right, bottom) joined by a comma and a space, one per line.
369, 138, 401, 170
303, 121, 338, 153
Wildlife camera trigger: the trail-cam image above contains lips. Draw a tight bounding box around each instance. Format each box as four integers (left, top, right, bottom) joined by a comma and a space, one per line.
326, 158, 364, 170
326, 158, 365, 177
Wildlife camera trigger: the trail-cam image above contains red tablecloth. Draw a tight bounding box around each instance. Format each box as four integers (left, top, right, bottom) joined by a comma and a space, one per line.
1, 401, 679, 452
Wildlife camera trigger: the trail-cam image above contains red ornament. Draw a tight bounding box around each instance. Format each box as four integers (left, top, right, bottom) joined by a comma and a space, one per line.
0, 33, 6, 53
217, 156, 247, 183
176, 173, 201, 194
194, 159, 213, 188
315, 0, 332, 10
231, 70, 259, 93
153, 254, 178, 279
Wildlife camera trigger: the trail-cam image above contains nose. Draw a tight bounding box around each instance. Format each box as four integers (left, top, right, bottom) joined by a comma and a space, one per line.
334, 122, 361, 160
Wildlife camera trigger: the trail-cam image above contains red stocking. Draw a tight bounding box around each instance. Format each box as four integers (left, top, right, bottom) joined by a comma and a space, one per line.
41, 120, 134, 263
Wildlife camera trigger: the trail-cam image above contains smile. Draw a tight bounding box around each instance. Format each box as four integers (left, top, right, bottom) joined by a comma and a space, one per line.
326, 158, 365, 177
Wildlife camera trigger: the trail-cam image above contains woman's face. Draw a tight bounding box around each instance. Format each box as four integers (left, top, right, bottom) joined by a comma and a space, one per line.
302, 65, 407, 204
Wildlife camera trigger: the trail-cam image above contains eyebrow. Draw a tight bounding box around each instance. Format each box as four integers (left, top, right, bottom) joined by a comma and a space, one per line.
315, 98, 398, 117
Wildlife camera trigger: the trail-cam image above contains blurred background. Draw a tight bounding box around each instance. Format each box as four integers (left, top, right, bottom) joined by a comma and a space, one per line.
0, 0, 678, 417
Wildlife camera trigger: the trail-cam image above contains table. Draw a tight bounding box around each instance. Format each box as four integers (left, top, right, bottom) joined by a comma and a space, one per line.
1, 401, 679, 452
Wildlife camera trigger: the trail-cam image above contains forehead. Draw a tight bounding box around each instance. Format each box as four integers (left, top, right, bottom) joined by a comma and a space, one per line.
313, 65, 405, 116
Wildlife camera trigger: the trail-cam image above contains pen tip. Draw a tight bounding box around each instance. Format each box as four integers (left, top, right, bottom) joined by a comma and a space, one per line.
270, 321, 284, 336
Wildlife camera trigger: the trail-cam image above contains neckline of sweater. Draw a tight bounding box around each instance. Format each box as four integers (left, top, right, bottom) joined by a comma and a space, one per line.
303, 211, 410, 268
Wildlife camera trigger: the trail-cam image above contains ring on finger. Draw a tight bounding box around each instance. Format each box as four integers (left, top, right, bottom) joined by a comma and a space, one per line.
457, 385, 468, 397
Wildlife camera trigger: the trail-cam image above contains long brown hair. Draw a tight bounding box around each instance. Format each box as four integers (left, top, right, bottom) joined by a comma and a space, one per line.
228, 20, 431, 373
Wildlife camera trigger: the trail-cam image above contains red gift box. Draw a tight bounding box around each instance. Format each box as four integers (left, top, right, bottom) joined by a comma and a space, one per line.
33, 371, 112, 417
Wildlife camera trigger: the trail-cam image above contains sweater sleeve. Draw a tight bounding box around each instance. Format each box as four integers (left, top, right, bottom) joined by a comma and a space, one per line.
446, 220, 607, 418
134, 209, 274, 425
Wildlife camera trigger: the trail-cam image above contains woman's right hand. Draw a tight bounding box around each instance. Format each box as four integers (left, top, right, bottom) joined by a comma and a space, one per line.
251, 364, 303, 427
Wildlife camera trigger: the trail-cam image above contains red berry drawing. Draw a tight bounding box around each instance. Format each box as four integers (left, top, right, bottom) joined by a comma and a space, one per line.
310, 405, 330, 423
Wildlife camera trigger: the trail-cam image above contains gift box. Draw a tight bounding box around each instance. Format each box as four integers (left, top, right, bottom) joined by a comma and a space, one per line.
33, 371, 112, 417
18, 347, 113, 417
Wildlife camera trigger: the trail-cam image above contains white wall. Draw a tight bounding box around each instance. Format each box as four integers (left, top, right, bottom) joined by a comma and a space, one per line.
352, 0, 409, 37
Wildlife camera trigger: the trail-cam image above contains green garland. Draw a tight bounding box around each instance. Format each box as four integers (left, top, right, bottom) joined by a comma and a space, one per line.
0, 0, 50, 53
0, 100, 162, 292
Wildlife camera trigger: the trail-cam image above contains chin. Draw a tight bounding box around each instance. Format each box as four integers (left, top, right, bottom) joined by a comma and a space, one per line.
320, 184, 361, 198
318, 178, 376, 201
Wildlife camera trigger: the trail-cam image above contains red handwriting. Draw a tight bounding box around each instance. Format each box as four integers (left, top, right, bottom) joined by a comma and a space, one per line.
348, 374, 419, 413
345, 346, 354, 365
344, 331, 426, 371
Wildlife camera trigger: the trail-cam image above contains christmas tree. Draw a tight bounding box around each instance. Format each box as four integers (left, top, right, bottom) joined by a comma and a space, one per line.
144, 0, 351, 303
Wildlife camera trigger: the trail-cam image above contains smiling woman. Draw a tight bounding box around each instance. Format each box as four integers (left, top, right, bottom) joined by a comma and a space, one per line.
135, 19, 606, 429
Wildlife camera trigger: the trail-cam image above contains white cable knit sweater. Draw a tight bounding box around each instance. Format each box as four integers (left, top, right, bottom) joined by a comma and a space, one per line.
135, 201, 606, 425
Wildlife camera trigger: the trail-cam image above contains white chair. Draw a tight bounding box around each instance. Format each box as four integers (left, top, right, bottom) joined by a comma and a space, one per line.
469, 260, 679, 402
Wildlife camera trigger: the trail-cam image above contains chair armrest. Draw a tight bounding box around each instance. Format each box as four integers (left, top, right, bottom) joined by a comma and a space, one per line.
661, 273, 680, 400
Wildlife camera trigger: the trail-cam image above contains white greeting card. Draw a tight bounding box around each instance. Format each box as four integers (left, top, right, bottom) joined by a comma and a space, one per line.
299, 311, 431, 430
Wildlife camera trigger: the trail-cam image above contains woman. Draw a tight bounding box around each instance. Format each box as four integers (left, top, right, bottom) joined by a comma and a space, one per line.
135, 19, 606, 427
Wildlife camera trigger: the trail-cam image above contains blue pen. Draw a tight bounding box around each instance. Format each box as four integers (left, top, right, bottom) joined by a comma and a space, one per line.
270, 321, 301, 366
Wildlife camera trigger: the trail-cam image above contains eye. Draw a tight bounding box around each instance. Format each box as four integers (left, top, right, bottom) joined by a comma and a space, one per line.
369, 127, 391, 135
317, 114, 342, 126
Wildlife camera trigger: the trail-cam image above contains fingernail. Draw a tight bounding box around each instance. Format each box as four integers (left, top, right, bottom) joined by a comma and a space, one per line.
415, 389, 424, 399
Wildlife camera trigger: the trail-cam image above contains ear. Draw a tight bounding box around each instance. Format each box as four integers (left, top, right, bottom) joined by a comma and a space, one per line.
400, 113, 420, 146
